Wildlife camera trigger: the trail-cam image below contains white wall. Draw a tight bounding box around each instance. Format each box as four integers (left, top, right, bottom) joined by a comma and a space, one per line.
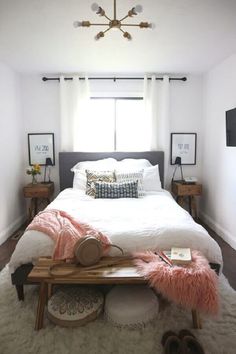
200, 53, 236, 249
20, 74, 204, 193
0, 62, 25, 245
169, 76, 203, 185
20, 76, 60, 194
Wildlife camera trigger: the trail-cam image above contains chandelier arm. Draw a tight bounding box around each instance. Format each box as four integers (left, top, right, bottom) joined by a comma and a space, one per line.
103, 27, 112, 34
114, 0, 117, 20
119, 14, 130, 22
121, 23, 150, 28
104, 14, 112, 21
88, 23, 110, 26
121, 23, 142, 27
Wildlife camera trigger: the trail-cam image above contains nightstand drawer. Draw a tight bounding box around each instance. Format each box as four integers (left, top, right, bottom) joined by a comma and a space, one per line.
24, 189, 49, 198
23, 182, 54, 222
23, 183, 54, 198
172, 183, 202, 196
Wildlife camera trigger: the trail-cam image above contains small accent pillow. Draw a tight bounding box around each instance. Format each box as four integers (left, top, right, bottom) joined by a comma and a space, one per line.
86, 170, 115, 197
143, 165, 162, 191
73, 170, 87, 190
95, 181, 138, 199
115, 170, 144, 197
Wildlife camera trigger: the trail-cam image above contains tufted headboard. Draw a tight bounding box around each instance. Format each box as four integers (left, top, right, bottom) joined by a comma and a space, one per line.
59, 151, 164, 191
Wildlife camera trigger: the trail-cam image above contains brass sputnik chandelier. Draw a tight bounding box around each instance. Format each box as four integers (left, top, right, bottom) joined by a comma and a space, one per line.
73, 0, 153, 40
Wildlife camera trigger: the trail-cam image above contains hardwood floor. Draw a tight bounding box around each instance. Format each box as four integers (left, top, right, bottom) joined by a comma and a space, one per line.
0, 221, 236, 290
202, 222, 236, 290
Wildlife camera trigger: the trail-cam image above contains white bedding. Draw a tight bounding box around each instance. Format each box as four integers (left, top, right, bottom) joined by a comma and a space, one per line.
9, 188, 223, 273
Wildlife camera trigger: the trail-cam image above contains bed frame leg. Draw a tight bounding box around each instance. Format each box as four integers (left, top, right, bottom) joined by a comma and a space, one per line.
15, 285, 24, 301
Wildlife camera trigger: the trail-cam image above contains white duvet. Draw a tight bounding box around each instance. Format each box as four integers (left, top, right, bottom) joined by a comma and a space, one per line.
9, 188, 223, 273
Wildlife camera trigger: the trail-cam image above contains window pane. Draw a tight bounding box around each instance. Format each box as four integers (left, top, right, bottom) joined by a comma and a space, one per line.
76, 99, 114, 151
116, 99, 151, 151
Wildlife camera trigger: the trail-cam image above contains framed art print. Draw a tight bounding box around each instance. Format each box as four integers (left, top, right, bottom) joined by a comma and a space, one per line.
171, 133, 197, 165
28, 133, 55, 166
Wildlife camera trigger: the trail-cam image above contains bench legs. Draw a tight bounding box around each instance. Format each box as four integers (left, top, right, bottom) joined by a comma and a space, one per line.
15, 285, 24, 301
35, 282, 48, 331
33, 282, 202, 330
192, 309, 202, 329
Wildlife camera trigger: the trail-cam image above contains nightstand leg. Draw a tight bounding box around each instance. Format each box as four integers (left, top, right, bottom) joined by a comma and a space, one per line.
189, 196, 192, 216
34, 198, 38, 215
177, 196, 185, 208
29, 199, 34, 222
191, 196, 197, 219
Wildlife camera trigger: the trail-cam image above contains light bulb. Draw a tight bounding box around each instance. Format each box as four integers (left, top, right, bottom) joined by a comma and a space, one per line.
95, 31, 105, 40
149, 23, 155, 29
91, 3, 99, 12
123, 32, 132, 40
73, 21, 82, 28
134, 5, 142, 13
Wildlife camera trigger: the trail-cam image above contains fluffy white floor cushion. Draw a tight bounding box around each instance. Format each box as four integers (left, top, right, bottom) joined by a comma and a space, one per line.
47, 286, 104, 327
104, 285, 159, 329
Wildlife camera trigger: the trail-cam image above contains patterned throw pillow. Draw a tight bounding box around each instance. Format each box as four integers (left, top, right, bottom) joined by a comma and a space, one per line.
86, 170, 115, 197
115, 170, 144, 197
94, 181, 138, 199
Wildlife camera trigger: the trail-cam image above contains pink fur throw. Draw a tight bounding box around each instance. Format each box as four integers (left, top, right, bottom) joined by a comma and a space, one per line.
26, 209, 111, 261
134, 250, 219, 315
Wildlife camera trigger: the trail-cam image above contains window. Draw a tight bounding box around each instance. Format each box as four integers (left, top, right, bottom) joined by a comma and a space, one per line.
78, 98, 150, 151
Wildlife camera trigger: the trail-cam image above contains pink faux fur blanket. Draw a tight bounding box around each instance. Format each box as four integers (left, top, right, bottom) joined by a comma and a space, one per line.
26, 209, 111, 261
134, 250, 219, 315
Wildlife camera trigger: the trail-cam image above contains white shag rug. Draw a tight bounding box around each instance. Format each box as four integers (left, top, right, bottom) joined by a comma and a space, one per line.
0, 266, 236, 354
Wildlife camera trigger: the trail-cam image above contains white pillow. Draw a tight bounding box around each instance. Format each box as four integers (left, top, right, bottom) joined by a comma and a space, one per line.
72, 170, 86, 190
71, 158, 117, 172
143, 165, 162, 191
115, 170, 144, 197
116, 158, 152, 171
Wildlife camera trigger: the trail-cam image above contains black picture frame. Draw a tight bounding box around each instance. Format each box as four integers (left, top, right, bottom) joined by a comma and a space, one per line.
28, 133, 55, 166
171, 133, 197, 165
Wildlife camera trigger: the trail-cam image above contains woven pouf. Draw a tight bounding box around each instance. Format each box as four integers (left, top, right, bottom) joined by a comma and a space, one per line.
104, 285, 159, 329
47, 286, 104, 327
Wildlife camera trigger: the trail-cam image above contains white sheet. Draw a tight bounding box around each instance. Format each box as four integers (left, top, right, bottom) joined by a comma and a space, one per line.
9, 188, 223, 273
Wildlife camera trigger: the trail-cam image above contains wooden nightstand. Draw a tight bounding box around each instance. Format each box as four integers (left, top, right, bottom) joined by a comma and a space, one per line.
171, 181, 202, 219
23, 182, 54, 222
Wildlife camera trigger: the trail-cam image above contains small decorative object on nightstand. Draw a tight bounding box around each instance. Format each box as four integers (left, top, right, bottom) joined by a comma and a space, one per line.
23, 182, 54, 222
171, 181, 202, 219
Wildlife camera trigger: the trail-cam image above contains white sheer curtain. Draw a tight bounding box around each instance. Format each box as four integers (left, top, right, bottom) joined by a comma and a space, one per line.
143, 75, 170, 187
59, 75, 90, 151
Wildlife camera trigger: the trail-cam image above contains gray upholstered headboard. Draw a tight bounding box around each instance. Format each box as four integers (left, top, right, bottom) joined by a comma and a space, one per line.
59, 151, 164, 191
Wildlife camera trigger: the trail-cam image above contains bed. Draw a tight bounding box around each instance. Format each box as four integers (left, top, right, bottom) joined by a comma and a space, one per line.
10, 151, 222, 300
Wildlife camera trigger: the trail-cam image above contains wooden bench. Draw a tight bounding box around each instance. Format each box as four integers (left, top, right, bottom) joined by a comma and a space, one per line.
28, 257, 202, 330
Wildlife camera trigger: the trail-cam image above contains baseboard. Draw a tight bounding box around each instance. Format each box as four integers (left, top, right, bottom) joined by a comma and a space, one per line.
0, 214, 26, 246
199, 210, 236, 250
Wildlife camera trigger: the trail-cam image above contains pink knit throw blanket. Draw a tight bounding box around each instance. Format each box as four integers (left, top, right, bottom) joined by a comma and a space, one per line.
134, 250, 219, 315
26, 209, 111, 261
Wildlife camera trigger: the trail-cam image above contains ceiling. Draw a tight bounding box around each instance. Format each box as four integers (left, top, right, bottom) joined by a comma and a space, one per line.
0, 0, 236, 75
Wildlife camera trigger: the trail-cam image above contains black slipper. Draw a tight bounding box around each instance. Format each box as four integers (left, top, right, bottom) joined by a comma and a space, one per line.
179, 329, 195, 339
164, 336, 182, 354
161, 331, 177, 346
182, 335, 205, 354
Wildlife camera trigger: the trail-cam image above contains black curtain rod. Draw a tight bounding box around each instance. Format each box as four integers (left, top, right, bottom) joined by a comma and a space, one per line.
42, 76, 187, 82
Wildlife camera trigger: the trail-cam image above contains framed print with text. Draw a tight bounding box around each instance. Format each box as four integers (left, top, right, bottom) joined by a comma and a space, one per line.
171, 133, 197, 165
28, 133, 55, 166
